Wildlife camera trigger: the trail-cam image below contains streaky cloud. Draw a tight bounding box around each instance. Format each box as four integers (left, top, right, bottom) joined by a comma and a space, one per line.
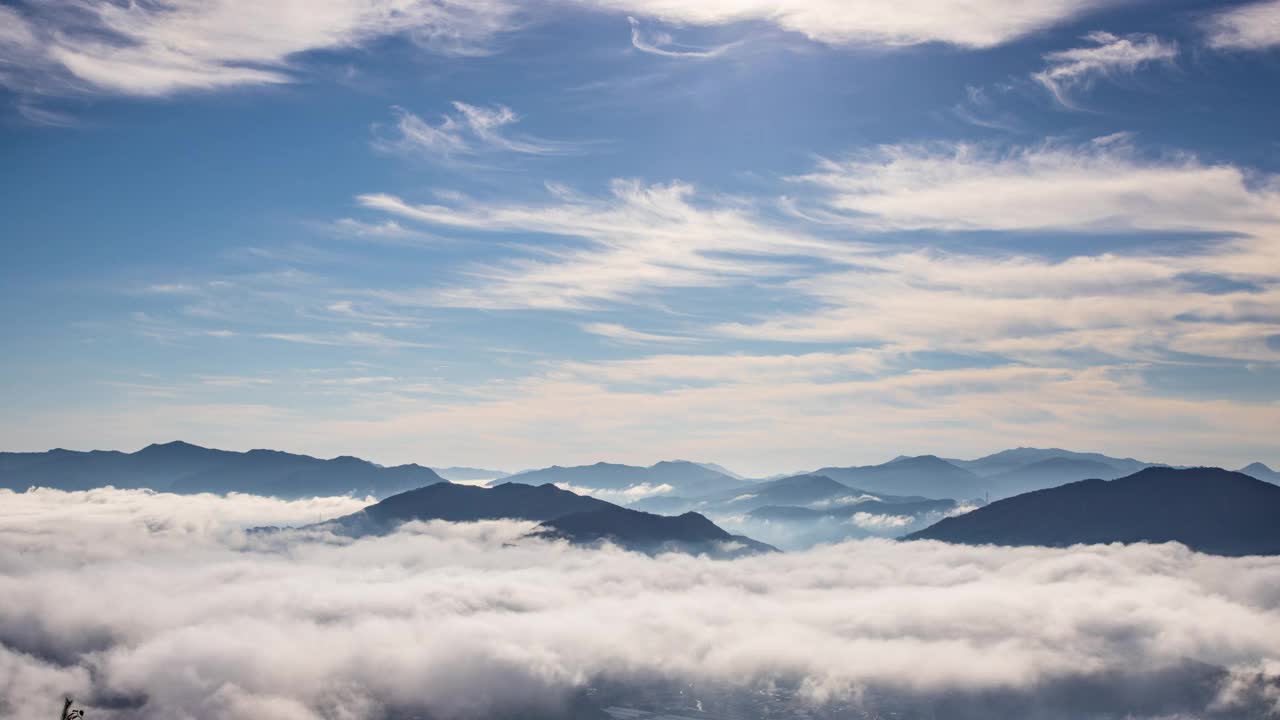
1033, 31, 1178, 109
626, 16, 736, 58
1205, 0, 1280, 50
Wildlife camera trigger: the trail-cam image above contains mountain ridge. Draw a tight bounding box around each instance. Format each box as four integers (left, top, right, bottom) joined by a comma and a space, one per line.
905, 466, 1280, 556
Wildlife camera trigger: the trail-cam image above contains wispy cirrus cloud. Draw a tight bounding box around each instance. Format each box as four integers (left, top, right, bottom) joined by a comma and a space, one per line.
373, 103, 584, 161
626, 16, 736, 58
791, 137, 1280, 233
589, 0, 1122, 49
0, 0, 1141, 103
0, 0, 519, 97
581, 322, 699, 344
1033, 31, 1178, 108
357, 180, 849, 309
1205, 0, 1280, 50
260, 331, 433, 350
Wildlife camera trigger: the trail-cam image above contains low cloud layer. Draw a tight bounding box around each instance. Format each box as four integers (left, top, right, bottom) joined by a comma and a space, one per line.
3, 488, 1280, 719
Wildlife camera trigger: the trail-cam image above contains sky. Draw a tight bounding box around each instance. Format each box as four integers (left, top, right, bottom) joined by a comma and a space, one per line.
1, 0, 1279, 475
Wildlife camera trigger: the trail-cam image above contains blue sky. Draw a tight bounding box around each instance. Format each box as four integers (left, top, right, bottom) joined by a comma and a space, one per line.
2, 0, 1279, 474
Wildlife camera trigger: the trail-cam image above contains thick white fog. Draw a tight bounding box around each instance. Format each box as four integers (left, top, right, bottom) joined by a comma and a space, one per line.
2, 488, 1279, 720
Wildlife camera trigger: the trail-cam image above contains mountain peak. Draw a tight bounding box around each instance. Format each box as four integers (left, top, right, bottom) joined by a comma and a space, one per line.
136, 440, 207, 455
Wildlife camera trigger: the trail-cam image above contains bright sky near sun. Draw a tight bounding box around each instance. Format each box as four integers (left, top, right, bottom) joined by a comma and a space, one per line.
2, 0, 1279, 474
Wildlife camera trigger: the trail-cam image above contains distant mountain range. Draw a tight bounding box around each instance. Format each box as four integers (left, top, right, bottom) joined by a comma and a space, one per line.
1239, 462, 1280, 484
494, 460, 749, 497
946, 447, 1154, 478
631, 473, 932, 516
431, 466, 510, 482
906, 467, 1280, 556
628, 473, 975, 550
0, 441, 445, 499
3, 441, 1275, 514
810, 455, 988, 500
301, 481, 775, 557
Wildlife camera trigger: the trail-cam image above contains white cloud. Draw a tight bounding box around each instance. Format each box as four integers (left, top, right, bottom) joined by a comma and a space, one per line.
849, 511, 915, 529
554, 481, 676, 502
1033, 31, 1178, 108
358, 180, 846, 309
588, 0, 1121, 49
626, 16, 735, 58
792, 139, 1280, 233
1205, 0, 1280, 50
331, 218, 430, 242
260, 330, 431, 349
0, 0, 1140, 100
581, 322, 698, 344
0, 0, 517, 96
3, 488, 1280, 719
374, 103, 579, 161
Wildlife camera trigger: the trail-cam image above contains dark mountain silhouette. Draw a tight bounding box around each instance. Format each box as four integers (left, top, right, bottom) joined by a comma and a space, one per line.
1239, 462, 1279, 485
495, 460, 747, 496
906, 467, 1280, 556
533, 505, 777, 558
812, 456, 987, 500
317, 481, 614, 536
432, 466, 510, 481
0, 441, 445, 499
951, 447, 1155, 478
306, 481, 776, 556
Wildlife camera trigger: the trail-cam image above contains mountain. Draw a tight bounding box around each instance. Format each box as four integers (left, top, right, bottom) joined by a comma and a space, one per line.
980, 457, 1125, 499
533, 505, 777, 558
305, 481, 776, 557
431, 466, 510, 482
629, 474, 905, 515
316, 481, 614, 536
906, 467, 1280, 556
495, 460, 748, 496
951, 447, 1155, 478
0, 441, 446, 499
692, 461, 745, 479
812, 456, 987, 500
1239, 462, 1280, 485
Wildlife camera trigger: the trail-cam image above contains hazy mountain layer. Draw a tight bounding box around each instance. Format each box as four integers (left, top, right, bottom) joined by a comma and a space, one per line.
0, 441, 445, 499
496, 460, 748, 496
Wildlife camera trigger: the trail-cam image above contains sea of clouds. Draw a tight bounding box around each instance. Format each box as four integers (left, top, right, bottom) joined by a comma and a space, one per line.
2, 487, 1279, 720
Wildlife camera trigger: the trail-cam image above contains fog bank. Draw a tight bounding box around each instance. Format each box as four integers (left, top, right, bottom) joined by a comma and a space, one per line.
2, 488, 1279, 719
